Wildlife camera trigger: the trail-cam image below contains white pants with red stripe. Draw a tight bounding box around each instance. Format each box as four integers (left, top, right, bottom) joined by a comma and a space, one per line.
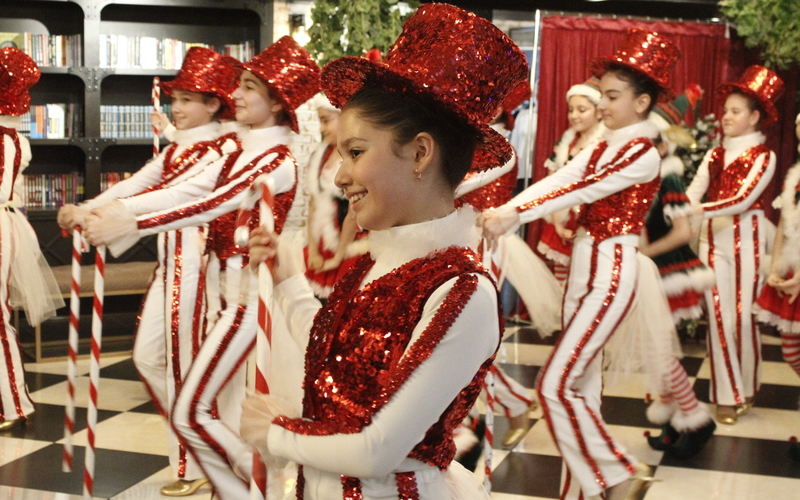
699, 211, 767, 406
0, 210, 34, 423
133, 229, 207, 481
537, 233, 639, 499
171, 253, 253, 500
490, 364, 532, 418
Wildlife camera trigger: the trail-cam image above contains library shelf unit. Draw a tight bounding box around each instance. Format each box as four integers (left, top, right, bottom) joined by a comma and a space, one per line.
2, 0, 275, 359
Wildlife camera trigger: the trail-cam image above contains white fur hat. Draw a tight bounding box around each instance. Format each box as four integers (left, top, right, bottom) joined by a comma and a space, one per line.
312, 92, 338, 112
566, 77, 602, 105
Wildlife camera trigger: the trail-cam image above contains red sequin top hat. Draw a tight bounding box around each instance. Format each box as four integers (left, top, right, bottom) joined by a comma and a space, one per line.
591, 28, 681, 100
0, 47, 40, 116
243, 36, 321, 133
320, 3, 529, 172
717, 65, 784, 127
160, 47, 239, 118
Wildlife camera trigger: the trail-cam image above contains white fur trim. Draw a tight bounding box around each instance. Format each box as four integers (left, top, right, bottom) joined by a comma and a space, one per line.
754, 305, 800, 334
661, 266, 715, 295
647, 400, 678, 425
776, 163, 800, 274
662, 202, 693, 225
672, 304, 705, 323
660, 155, 685, 178
536, 241, 571, 266
549, 128, 577, 172
670, 402, 712, 432
566, 83, 601, 105
345, 238, 370, 259
648, 112, 671, 133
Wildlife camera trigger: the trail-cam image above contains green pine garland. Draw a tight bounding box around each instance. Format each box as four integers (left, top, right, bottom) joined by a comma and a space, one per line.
306, 0, 419, 66
720, 0, 800, 69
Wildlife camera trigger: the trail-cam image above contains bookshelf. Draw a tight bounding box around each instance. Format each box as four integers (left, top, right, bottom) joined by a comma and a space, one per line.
1, 0, 274, 266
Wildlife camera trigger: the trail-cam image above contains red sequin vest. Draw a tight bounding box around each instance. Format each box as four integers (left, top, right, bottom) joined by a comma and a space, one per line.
576, 138, 659, 242
705, 144, 771, 211
457, 158, 518, 210
0, 127, 22, 200
275, 247, 502, 474
206, 145, 296, 261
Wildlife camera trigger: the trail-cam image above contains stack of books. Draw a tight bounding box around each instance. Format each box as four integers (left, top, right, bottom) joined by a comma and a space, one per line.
0, 32, 82, 67
20, 104, 82, 139
22, 172, 84, 209
99, 35, 253, 69
100, 104, 172, 139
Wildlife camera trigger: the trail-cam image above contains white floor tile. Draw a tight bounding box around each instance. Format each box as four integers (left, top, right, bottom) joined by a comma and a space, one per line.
110, 467, 211, 500
514, 420, 560, 457
496, 344, 553, 367
0, 436, 52, 467
61, 412, 170, 456
709, 406, 798, 441
29, 377, 150, 412
647, 465, 800, 500
0, 486, 99, 499
24, 353, 130, 376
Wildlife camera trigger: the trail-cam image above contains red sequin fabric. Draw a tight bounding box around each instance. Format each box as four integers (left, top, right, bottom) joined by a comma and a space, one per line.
705, 145, 771, 212
206, 146, 297, 261
457, 159, 518, 210
159, 47, 239, 119
575, 138, 658, 241
0, 48, 39, 116
274, 246, 502, 497
591, 28, 680, 100
0, 127, 22, 199
717, 65, 784, 127
320, 3, 528, 172
244, 36, 321, 133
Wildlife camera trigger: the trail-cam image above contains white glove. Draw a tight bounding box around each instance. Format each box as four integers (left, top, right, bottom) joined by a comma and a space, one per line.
483, 205, 521, 240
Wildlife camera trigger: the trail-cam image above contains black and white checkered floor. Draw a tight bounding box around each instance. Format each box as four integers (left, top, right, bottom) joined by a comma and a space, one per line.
3, 325, 799, 499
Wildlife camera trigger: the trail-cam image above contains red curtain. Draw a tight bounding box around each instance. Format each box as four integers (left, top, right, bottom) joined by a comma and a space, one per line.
526, 15, 796, 248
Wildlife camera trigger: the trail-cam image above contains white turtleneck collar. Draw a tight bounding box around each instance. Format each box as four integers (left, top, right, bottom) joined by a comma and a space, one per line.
366, 207, 482, 282
172, 121, 220, 146
240, 125, 292, 152
722, 131, 765, 154
603, 120, 659, 148
220, 120, 248, 137
0, 115, 22, 129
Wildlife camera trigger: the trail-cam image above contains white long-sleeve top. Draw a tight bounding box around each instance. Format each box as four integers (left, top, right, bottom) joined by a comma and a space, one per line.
495, 120, 660, 226
269, 208, 498, 498
121, 125, 295, 235
0, 116, 31, 205
685, 131, 775, 218
82, 121, 222, 211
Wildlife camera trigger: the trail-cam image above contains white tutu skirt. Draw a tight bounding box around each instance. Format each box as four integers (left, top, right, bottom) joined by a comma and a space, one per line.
4, 208, 64, 326
494, 232, 562, 337
604, 253, 682, 392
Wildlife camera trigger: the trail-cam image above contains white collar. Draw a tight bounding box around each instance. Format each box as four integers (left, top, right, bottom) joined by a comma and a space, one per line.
0, 115, 22, 129
240, 125, 292, 152
172, 121, 220, 146
219, 120, 248, 137
722, 131, 765, 151
603, 120, 659, 148
368, 207, 482, 271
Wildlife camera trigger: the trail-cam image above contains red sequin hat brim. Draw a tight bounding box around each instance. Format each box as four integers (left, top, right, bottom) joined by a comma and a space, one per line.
592, 57, 675, 101
322, 56, 513, 172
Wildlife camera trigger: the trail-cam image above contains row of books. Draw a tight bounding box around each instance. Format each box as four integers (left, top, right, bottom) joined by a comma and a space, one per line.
0, 32, 81, 67
99, 35, 253, 69
100, 104, 172, 139
22, 173, 84, 210
19, 104, 82, 139
100, 172, 133, 192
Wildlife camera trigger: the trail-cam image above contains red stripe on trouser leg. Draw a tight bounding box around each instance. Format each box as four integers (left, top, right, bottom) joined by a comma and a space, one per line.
491, 364, 532, 418
750, 215, 761, 397
539, 239, 638, 498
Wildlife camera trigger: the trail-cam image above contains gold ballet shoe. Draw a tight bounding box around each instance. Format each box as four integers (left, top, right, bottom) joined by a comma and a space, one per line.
736, 397, 755, 416
502, 427, 528, 448
715, 405, 737, 425
160, 478, 209, 497
622, 463, 660, 500
0, 414, 31, 432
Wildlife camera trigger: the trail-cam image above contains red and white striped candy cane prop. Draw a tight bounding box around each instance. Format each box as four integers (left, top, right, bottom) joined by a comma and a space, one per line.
481, 237, 495, 494
62, 227, 88, 472
83, 244, 106, 500
152, 76, 160, 158
234, 176, 276, 500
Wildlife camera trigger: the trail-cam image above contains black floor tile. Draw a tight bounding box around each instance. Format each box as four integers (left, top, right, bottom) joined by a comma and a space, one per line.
659, 434, 800, 479
601, 396, 653, 428
492, 452, 562, 498
24, 370, 66, 392
0, 443, 168, 498
763, 343, 786, 363
505, 327, 559, 346
99, 357, 142, 381
694, 379, 800, 411
0, 403, 119, 442
129, 400, 161, 415
497, 363, 540, 389
679, 356, 705, 377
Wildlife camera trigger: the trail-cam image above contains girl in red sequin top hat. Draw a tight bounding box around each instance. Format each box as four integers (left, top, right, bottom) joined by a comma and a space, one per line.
754, 112, 800, 462
58, 47, 239, 496
84, 36, 320, 500
538, 77, 606, 284
241, 4, 527, 499
0, 47, 65, 432
484, 28, 680, 500
686, 65, 784, 426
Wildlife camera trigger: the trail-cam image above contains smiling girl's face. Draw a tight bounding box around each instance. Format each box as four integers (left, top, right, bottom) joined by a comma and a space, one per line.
568, 95, 601, 133
170, 90, 219, 130
232, 70, 282, 129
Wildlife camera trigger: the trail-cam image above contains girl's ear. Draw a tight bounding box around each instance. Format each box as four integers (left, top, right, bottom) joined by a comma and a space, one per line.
748, 108, 761, 128
634, 93, 651, 116
206, 97, 221, 117
411, 132, 436, 175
